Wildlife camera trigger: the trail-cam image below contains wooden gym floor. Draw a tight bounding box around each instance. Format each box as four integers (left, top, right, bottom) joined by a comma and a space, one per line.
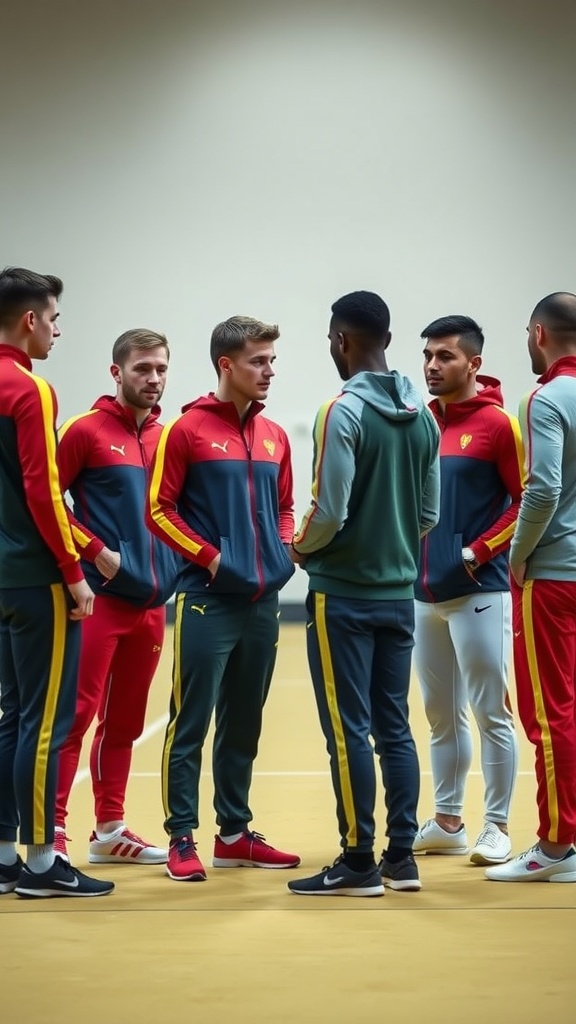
1, 622, 575, 1023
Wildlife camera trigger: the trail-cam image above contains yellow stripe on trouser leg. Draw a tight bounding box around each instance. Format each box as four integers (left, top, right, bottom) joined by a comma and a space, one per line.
33, 584, 67, 843
315, 592, 358, 846
162, 592, 185, 819
522, 581, 560, 841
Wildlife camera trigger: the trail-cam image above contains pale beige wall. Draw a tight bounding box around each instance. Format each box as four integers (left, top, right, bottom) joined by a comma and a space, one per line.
2, 0, 575, 599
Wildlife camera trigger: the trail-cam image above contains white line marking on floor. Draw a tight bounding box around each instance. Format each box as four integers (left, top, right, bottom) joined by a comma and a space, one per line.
71, 710, 536, 785
72, 713, 169, 787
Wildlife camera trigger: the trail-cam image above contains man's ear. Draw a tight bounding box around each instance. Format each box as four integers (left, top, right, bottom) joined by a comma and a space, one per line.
110, 362, 121, 384
535, 323, 546, 350
383, 330, 392, 351
470, 354, 482, 374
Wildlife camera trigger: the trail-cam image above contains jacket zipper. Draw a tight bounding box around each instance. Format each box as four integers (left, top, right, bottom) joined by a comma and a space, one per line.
138, 426, 159, 607
242, 423, 265, 601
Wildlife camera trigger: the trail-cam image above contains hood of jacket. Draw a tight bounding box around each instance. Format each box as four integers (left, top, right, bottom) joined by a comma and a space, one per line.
91, 395, 162, 430
341, 370, 425, 420
428, 375, 504, 425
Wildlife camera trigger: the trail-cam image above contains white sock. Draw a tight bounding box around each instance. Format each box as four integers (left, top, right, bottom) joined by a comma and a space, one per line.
0, 840, 18, 866
96, 822, 125, 841
219, 832, 243, 845
27, 844, 56, 873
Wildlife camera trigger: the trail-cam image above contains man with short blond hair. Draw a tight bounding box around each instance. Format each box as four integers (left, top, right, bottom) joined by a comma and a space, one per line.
147, 315, 300, 881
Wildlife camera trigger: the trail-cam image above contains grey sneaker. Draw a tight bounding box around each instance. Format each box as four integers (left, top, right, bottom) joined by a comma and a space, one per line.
470, 823, 512, 865
15, 856, 115, 898
378, 853, 422, 891
287, 856, 384, 897
413, 818, 469, 855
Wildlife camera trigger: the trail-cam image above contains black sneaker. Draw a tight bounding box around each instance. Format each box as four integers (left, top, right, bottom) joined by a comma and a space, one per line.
0, 855, 24, 895
287, 856, 384, 897
378, 852, 422, 891
15, 856, 115, 899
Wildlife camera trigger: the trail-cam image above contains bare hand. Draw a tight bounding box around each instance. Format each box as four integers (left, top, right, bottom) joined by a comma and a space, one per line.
207, 554, 221, 578
67, 579, 95, 620
288, 543, 307, 567
511, 561, 526, 586
94, 547, 121, 580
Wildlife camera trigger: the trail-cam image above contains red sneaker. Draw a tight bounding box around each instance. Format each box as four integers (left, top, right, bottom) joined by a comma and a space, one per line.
166, 836, 206, 881
213, 831, 301, 869
54, 829, 70, 862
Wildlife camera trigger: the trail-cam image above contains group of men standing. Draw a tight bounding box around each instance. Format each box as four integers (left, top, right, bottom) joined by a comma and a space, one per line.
1, 266, 575, 900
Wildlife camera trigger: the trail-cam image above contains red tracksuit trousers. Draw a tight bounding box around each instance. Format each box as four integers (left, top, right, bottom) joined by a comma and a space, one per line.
56, 594, 165, 827
512, 579, 576, 845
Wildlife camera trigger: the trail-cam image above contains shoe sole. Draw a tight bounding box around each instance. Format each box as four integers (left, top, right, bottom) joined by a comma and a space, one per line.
470, 852, 511, 866
487, 870, 576, 883
166, 869, 206, 881
0, 882, 18, 895
14, 887, 114, 898
414, 847, 469, 856
382, 878, 422, 891
288, 885, 385, 897
89, 853, 167, 865
212, 858, 301, 869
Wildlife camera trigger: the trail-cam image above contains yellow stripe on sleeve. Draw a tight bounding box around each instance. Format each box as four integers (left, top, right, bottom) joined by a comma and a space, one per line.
18, 366, 79, 564
148, 420, 203, 557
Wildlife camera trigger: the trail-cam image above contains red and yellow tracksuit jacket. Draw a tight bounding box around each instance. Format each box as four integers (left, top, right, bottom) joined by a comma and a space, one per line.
0, 345, 82, 587
58, 395, 179, 606
146, 393, 295, 599
416, 375, 525, 603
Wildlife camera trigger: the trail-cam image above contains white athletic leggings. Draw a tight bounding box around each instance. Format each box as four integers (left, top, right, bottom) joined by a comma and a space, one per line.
413, 592, 517, 822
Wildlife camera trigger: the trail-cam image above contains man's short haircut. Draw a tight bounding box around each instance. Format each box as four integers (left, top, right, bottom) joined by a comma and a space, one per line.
210, 315, 279, 373
331, 291, 391, 340
0, 266, 63, 329
421, 315, 484, 356
112, 328, 170, 366
531, 292, 576, 335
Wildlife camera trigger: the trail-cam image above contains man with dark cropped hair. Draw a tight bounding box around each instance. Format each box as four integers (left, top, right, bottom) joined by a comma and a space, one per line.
288, 290, 440, 897
413, 315, 524, 867
487, 292, 576, 882
0, 266, 113, 898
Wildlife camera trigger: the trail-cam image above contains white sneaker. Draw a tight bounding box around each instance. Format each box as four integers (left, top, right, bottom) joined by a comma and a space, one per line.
486, 844, 576, 882
88, 827, 167, 864
413, 818, 469, 855
470, 822, 512, 865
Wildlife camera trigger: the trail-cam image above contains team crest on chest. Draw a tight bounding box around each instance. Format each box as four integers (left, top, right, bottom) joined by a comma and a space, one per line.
460, 433, 473, 450
263, 439, 276, 456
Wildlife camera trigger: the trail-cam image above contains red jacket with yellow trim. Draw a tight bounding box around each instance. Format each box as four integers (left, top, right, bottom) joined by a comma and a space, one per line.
58, 396, 179, 606
0, 345, 83, 588
146, 393, 295, 599
416, 375, 525, 602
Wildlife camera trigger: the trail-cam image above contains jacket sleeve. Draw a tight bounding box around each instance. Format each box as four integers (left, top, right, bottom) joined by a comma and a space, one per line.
293, 397, 358, 554
58, 415, 106, 562
278, 430, 295, 542
509, 389, 562, 572
469, 408, 526, 565
420, 433, 441, 537
15, 376, 83, 585
146, 416, 219, 567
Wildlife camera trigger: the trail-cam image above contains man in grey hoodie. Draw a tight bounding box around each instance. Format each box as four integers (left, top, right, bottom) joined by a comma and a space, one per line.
287, 290, 440, 897
487, 292, 576, 883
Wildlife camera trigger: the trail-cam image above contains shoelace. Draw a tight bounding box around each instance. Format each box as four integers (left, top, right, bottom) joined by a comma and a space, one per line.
173, 837, 198, 859
475, 825, 502, 849
245, 831, 270, 847
321, 854, 345, 872
120, 828, 151, 847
